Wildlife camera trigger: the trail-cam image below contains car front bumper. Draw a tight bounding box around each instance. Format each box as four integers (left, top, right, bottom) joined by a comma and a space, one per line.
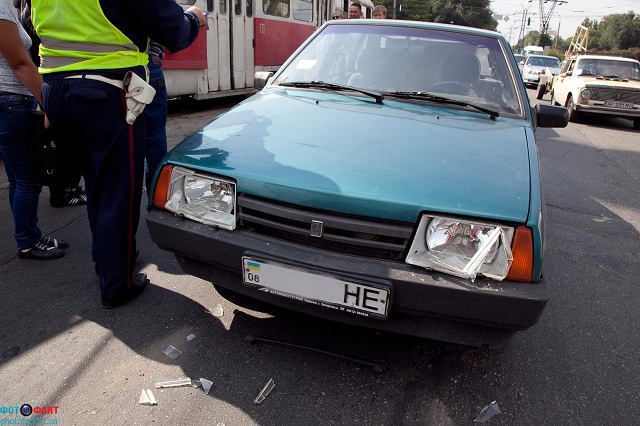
575, 103, 640, 119
147, 210, 549, 348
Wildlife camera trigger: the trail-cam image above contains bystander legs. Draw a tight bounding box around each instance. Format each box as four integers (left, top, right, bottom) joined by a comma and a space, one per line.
0, 0, 66, 260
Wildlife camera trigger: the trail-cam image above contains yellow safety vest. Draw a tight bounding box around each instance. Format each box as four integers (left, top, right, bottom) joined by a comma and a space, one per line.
31, 0, 148, 74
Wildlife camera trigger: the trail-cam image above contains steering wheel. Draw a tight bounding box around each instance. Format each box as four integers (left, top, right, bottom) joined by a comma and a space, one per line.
428, 81, 478, 96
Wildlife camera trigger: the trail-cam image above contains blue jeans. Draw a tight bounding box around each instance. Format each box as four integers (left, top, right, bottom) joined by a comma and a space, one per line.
144, 62, 168, 203
0, 94, 42, 250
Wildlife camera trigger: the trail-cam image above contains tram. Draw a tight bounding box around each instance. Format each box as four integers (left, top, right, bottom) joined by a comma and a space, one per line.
165, 0, 373, 99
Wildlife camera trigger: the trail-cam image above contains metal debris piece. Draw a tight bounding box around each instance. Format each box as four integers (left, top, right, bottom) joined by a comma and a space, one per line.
254, 378, 275, 405
186, 334, 196, 341
200, 378, 213, 395
473, 401, 501, 423
163, 345, 182, 359
246, 335, 385, 373
138, 389, 157, 406
155, 378, 193, 389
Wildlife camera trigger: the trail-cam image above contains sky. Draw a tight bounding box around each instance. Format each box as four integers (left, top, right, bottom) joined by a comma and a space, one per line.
490, 0, 638, 44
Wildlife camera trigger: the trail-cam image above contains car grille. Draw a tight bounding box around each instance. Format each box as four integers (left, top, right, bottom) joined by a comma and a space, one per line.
588, 87, 640, 104
237, 194, 414, 261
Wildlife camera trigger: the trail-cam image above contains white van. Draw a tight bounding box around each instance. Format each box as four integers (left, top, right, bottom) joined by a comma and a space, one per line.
523, 45, 544, 56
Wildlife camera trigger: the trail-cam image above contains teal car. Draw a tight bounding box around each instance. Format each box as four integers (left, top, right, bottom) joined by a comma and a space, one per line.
147, 20, 568, 347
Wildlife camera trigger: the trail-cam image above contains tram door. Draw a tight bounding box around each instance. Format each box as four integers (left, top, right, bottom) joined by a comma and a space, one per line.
229, 0, 255, 90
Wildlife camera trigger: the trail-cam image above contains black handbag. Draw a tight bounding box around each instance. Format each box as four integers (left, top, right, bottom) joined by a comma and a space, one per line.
27, 110, 66, 188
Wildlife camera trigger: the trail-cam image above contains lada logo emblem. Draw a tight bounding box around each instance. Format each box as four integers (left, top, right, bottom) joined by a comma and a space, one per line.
310, 220, 323, 237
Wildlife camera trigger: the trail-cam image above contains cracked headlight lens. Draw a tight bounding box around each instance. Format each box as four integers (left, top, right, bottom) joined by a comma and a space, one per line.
406, 215, 514, 282
162, 166, 236, 230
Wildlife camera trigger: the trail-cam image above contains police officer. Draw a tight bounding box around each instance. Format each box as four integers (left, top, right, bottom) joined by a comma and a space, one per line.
31, 0, 207, 308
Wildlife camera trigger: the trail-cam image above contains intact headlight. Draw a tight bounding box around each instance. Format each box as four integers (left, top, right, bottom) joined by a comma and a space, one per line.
581, 88, 592, 99
406, 215, 514, 282
164, 166, 236, 230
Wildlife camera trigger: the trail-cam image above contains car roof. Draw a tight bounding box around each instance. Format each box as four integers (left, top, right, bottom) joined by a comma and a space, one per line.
573, 55, 640, 64
326, 19, 505, 39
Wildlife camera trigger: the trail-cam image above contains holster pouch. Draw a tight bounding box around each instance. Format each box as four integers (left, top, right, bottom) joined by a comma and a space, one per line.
65, 71, 157, 125
123, 71, 156, 125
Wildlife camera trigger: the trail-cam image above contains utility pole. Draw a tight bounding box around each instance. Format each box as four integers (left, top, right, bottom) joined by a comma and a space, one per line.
536, 0, 567, 34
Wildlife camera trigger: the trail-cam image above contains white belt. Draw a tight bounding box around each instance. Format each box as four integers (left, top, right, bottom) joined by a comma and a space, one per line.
64, 72, 156, 125
64, 74, 124, 90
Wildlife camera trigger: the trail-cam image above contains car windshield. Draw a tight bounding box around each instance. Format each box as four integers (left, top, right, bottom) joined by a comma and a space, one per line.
576, 59, 640, 80
528, 56, 560, 67
272, 23, 524, 117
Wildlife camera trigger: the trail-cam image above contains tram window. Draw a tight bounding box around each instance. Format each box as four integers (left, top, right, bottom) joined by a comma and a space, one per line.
292, 0, 312, 21
207, 0, 214, 12
235, 0, 242, 15
263, 0, 290, 17
246, 0, 253, 16
219, 0, 227, 14
176, 0, 196, 4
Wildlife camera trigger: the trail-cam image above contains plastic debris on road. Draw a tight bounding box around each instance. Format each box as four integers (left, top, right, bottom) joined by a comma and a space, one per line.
211, 304, 224, 318
163, 345, 183, 359
200, 378, 213, 395
186, 333, 196, 341
473, 401, 501, 423
139, 389, 157, 406
254, 378, 275, 404
155, 378, 196, 389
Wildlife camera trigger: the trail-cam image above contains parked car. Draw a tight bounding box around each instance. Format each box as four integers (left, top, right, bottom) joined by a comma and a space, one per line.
521, 54, 561, 88
147, 20, 569, 348
550, 54, 640, 128
514, 53, 526, 65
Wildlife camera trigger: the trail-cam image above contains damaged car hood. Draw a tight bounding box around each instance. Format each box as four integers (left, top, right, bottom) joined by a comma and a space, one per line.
165, 91, 533, 223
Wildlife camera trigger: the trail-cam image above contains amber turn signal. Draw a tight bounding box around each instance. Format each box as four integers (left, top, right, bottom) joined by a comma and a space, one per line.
152, 165, 174, 209
506, 226, 534, 282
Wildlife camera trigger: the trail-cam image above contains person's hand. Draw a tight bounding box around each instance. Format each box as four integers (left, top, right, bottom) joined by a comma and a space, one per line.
187, 6, 207, 28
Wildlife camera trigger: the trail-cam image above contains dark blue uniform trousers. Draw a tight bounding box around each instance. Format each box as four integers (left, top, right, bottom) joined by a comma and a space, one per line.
42, 74, 145, 298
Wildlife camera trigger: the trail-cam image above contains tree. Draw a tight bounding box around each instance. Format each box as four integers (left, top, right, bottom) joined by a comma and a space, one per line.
383, 0, 497, 30
597, 12, 640, 50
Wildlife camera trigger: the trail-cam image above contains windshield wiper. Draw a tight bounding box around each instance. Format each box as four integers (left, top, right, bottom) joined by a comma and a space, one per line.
383, 91, 499, 120
598, 75, 629, 82
278, 81, 384, 104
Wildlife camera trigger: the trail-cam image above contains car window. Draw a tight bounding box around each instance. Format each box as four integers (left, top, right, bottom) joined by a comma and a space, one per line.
273, 24, 524, 117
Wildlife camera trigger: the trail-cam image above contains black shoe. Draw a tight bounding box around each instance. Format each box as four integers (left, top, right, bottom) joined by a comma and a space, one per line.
73, 186, 86, 196
39, 235, 69, 249
50, 190, 87, 208
18, 242, 65, 260
101, 273, 149, 309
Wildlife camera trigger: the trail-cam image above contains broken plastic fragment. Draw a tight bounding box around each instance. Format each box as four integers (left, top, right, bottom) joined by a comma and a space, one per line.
254, 378, 275, 404
155, 378, 193, 389
473, 401, 501, 423
163, 345, 182, 359
139, 389, 157, 406
186, 334, 196, 341
200, 378, 213, 395
211, 304, 224, 318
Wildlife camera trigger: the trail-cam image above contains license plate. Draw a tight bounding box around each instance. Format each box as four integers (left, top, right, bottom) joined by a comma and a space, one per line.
604, 101, 634, 109
242, 257, 390, 318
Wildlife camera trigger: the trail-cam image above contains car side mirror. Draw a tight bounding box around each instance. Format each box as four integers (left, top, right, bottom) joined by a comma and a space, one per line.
535, 104, 569, 128
254, 71, 275, 90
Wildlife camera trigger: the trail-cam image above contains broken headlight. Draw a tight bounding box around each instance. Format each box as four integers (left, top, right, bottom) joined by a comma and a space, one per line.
406, 215, 514, 281
163, 166, 236, 230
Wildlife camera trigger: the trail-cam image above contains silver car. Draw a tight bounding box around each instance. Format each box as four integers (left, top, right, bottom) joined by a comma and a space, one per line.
521, 54, 561, 88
